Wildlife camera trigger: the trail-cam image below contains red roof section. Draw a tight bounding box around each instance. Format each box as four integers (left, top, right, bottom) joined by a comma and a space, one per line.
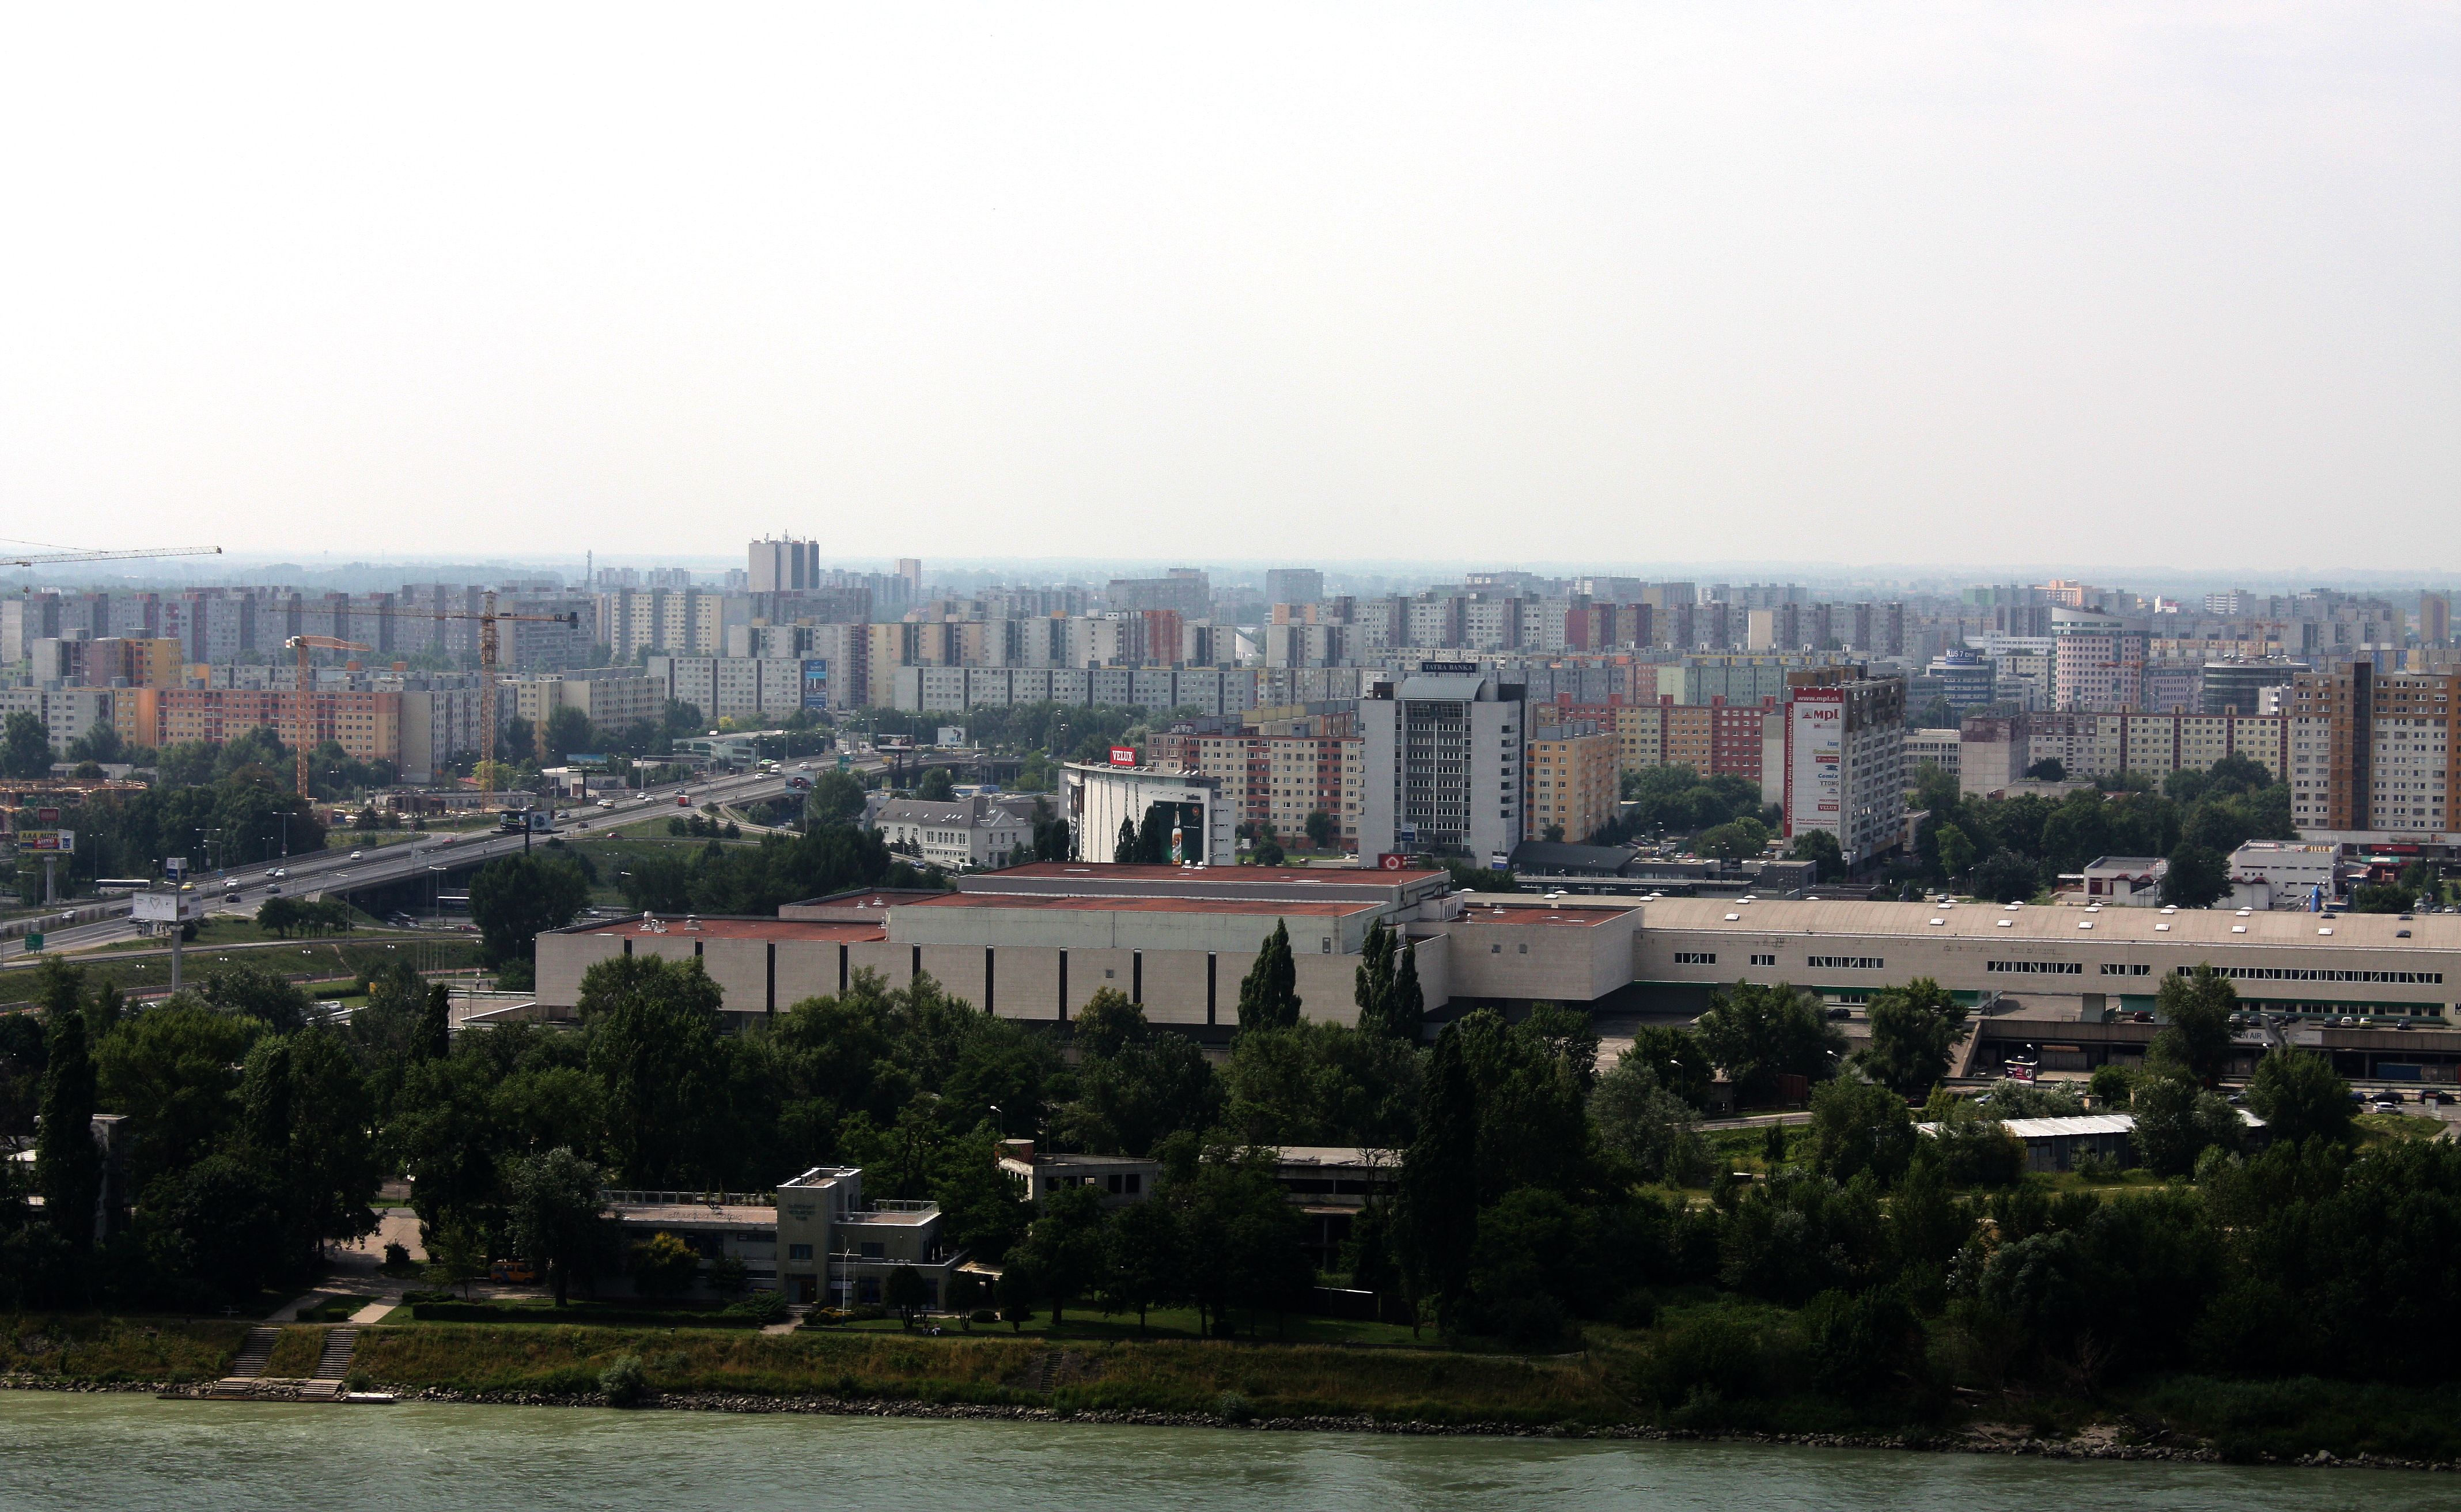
984, 862, 1447, 885
570, 916, 888, 942
1454, 902, 1633, 928
902, 893, 1379, 918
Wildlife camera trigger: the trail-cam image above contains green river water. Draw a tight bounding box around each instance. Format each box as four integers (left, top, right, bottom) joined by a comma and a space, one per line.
0, 1391, 2441, 1511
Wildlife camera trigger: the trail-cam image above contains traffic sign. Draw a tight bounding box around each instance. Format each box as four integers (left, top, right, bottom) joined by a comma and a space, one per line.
22, 933, 41, 953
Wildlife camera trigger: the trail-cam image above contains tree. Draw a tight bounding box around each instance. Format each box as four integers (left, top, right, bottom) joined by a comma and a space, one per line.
502, 1146, 608, 1305
884, 1263, 930, 1327
1254, 838, 1286, 867
808, 770, 868, 825
468, 852, 590, 968
417, 982, 452, 1061
423, 1213, 489, 1298
581, 956, 727, 1186
2151, 964, 2237, 1085
1071, 987, 1145, 1059
1854, 977, 1968, 1098
1115, 817, 1137, 863
1396, 1022, 1479, 1331
34, 1010, 100, 1248
537, 706, 592, 767
916, 767, 957, 802
2247, 1047, 2353, 1147
1304, 810, 1334, 850
137, 1151, 289, 1303
1628, 1024, 1713, 1111
2129, 1073, 2239, 1176
628, 1231, 702, 1298
2161, 843, 2229, 908
1971, 849, 2042, 904
1235, 920, 1301, 1032
1934, 824, 1977, 884
1381, 943, 1425, 1044
1023, 1181, 1107, 1325
1694, 981, 1845, 1104
1695, 817, 1770, 861
1589, 1054, 1705, 1183
1808, 1077, 1916, 1185
2025, 757, 2066, 782
1789, 828, 1843, 883
1, 711, 51, 779
1102, 1197, 1185, 1333
1353, 916, 1395, 1031
998, 1256, 1038, 1331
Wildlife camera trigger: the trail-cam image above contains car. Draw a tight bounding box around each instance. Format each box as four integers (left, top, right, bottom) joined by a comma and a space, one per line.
264, 867, 277, 877
2428, 1090, 2456, 1106
266, 884, 283, 896
273, 868, 287, 879
350, 850, 363, 859
598, 798, 615, 809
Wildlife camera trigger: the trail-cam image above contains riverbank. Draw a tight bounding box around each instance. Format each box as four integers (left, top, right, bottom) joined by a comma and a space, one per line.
5, 1316, 2458, 1471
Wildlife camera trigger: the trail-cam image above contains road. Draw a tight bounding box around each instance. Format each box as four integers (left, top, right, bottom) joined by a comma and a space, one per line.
7, 764, 845, 966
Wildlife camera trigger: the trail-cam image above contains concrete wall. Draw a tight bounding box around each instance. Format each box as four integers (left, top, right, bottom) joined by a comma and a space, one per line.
1065, 948, 1136, 1018
1442, 913, 1640, 1004
993, 946, 1063, 1022
776, 942, 845, 1009
921, 944, 991, 1013
893, 903, 1376, 957
537, 931, 626, 1007
847, 941, 915, 991
1140, 950, 1215, 1026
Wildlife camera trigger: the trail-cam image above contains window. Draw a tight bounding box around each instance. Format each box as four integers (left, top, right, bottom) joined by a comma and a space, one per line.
1125, 1173, 1142, 1195
1674, 952, 1717, 965
1805, 956, 1884, 970
2099, 962, 2151, 976
1987, 960, 2084, 975
1751, 953, 1777, 967
787, 1243, 813, 1261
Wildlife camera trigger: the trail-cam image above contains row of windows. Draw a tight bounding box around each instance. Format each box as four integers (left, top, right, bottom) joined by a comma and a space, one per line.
1987, 960, 2085, 975
2175, 965, 2445, 984
2099, 962, 2152, 976
1805, 956, 1885, 970
1674, 952, 1716, 965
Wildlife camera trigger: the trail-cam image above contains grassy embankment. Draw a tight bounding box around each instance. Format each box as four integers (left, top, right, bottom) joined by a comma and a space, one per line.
0, 935, 488, 1006
9, 1309, 2461, 1461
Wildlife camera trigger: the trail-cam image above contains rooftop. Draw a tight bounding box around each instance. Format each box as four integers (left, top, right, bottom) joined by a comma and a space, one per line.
565, 915, 887, 942
902, 892, 1381, 919
1453, 900, 1637, 929
1642, 897, 2461, 950
980, 862, 1448, 886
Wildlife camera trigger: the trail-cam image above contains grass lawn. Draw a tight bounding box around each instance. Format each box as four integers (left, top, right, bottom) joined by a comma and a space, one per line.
0, 935, 488, 1005
2354, 1111, 2447, 1145
0, 1316, 251, 1384
352, 1322, 1619, 1421
815, 1305, 1432, 1349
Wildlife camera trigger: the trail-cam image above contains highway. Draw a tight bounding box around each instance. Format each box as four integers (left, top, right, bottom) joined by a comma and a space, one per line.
6, 764, 834, 966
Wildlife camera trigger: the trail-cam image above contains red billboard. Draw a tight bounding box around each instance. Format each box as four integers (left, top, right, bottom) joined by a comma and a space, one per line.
1109, 746, 1138, 767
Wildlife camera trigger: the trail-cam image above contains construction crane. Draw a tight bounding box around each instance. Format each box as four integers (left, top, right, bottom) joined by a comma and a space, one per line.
283, 635, 372, 797
3, 544, 224, 568
279, 594, 580, 809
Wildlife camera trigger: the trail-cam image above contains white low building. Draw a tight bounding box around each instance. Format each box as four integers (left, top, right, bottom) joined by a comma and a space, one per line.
2229, 840, 2339, 911
871, 793, 1039, 871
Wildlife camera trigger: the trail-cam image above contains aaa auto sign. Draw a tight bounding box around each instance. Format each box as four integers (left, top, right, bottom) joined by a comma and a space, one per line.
1784, 689, 1843, 840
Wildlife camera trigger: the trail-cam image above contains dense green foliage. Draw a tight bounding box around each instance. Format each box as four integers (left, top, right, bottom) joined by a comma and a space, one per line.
1905, 753, 2294, 902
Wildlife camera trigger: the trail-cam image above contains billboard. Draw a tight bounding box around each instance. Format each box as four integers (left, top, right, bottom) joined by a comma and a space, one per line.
1785, 689, 1843, 842
133, 892, 203, 923
800, 658, 830, 712
1109, 745, 1138, 767
16, 830, 74, 853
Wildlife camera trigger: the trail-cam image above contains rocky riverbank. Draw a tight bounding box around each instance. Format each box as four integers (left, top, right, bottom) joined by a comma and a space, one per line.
16, 1372, 2447, 1473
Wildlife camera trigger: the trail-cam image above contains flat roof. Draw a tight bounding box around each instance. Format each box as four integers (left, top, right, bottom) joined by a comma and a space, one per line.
983, 862, 1449, 885
1641, 897, 2461, 951
607, 1202, 775, 1228
565, 915, 888, 942
1453, 901, 1636, 928
902, 893, 1380, 919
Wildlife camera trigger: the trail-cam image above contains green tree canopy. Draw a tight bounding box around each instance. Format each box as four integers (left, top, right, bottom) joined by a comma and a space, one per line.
1695, 981, 1845, 1104
468, 852, 591, 967
1235, 919, 1301, 1032
1853, 977, 1968, 1098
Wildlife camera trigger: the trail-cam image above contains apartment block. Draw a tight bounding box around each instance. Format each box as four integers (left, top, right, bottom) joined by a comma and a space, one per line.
2289, 666, 2460, 837
154, 689, 403, 766
1524, 721, 1618, 843
509, 669, 664, 733
1615, 696, 1779, 789
1357, 669, 1526, 863
1784, 674, 1906, 866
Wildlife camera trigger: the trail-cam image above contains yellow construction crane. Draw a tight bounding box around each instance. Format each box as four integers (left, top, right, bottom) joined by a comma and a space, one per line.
3, 544, 223, 568
280, 596, 580, 809
283, 635, 372, 797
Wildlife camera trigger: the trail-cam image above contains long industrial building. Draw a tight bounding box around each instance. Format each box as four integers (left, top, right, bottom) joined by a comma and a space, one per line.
536, 863, 2461, 1082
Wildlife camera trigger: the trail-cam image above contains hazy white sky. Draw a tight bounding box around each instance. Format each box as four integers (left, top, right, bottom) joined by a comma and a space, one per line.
2, 3, 2454, 571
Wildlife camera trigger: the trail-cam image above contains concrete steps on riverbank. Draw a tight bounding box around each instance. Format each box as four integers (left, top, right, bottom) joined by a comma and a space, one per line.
305, 1328, 359, 1396
203, 1327, 279, 1395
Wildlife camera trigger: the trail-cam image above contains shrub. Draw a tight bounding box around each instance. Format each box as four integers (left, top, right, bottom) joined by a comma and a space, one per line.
969, 1309, 998, 1325
1643, 1310, 1766, 1408
1613, 1290, 1660, 1330
599, 1354, 649, 1407
1215, 1390, 1255, 1423
1490, 1294, 1573, 1351
722, 1290, 790, 1323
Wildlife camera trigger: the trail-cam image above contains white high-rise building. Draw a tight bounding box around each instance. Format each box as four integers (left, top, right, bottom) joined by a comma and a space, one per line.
1357, 667, 1526, 865
1784, 674, 1908, 866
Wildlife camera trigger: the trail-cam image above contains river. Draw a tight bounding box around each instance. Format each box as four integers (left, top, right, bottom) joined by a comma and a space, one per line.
0, 1391, 2440, 1511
